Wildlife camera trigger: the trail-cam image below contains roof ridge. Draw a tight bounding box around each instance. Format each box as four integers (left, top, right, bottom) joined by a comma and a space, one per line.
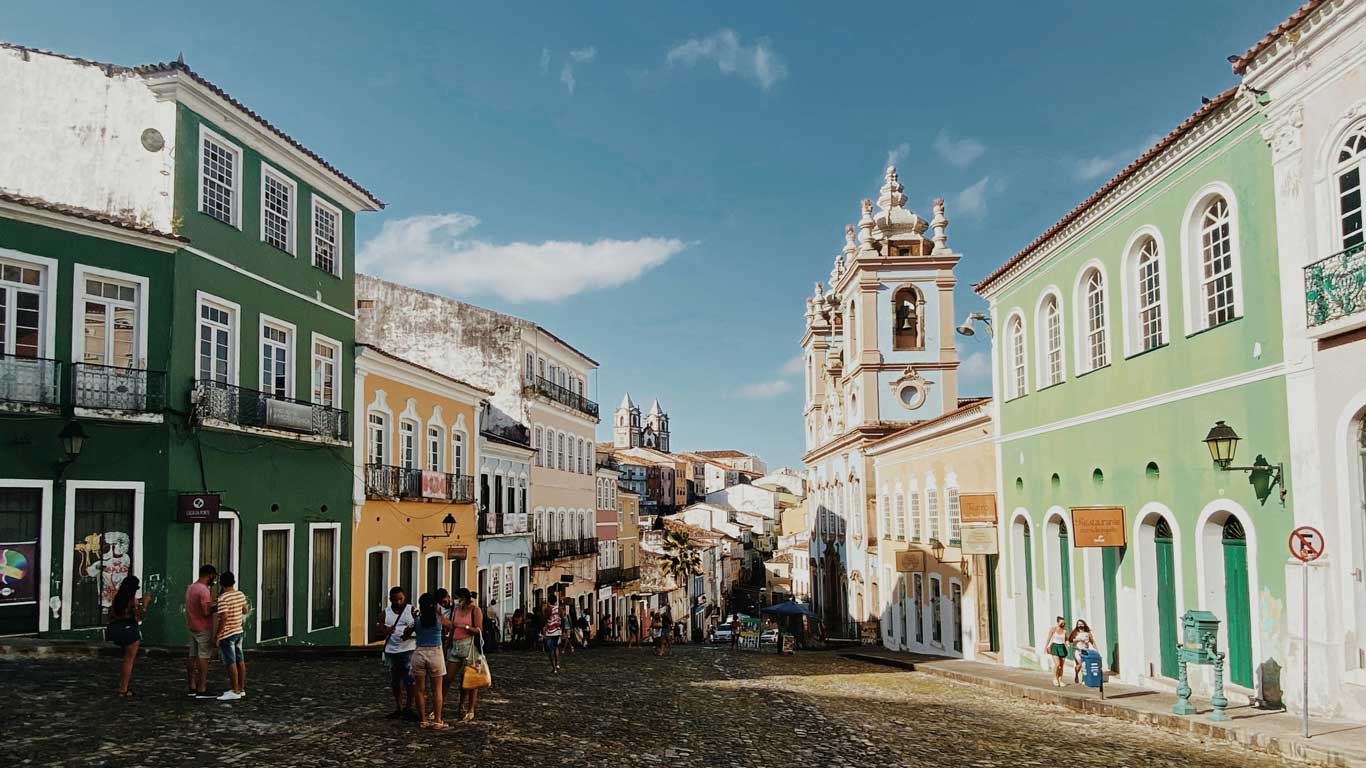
0, 189, 186, 242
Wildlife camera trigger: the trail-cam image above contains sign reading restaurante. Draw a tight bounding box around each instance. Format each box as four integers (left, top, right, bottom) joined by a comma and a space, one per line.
1070, 507, 1126, 548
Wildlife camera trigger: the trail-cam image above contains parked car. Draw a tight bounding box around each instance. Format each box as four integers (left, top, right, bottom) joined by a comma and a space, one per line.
759, 629, 779, 645
709, 625, 735, 643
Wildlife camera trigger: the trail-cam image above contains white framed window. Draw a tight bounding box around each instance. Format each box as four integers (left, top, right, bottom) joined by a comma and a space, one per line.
578, 438, 587, 473
1004, 311, 1026, 400
880, 493, 891, 539
259, 315, 295, 399
1336, 123, 1366, 251
533, 426, 543, 467
568, 437, 577, 476
1199, 198, 1236, 328
198, 125, 242, 228
399, 419, 418, 470
1035, 291, 1063, 388
926, 487, 941, 542
307, 522, 340, 632
557, 433, 565, 471
260, 164, 296, 254
909, 490, 922, 542
311, 197, 343, 277
894, 492, 906, 540
310, 334, 341, 408
452, 429, 467, 476
0, 251, 56, 359
1074, 264, 1109, 373
946, 487, 961, 542
195, 292, 239, 385
367, 411, 387, 465
427, 424, 445, 472
1122, 229, 1168, 356
1181, 184, 1244, 335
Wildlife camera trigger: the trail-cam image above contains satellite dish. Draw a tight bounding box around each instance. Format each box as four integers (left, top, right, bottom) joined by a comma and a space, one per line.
140, 128, 165, 153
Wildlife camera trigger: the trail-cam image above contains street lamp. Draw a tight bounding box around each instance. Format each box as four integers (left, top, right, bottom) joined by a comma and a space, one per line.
56, 420, 86, 478
422, 513, 458, 550
955, 312, 993, 338
1200, 421, 1285, 506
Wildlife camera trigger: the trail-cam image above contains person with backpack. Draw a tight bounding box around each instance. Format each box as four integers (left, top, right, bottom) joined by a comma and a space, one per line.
378, 586, 418, 720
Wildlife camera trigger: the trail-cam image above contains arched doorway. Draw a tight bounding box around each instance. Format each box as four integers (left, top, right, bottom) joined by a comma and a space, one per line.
1222, 517, 1253, 688
1154, 518, 1178, 679
1053, 517, 1073, 627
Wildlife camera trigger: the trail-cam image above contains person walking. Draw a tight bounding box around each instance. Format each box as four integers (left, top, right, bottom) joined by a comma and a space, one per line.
448, 588, 484, 719
1068, 619, 1094, 684
510, 608, 526, 649
378, 586, 418, 720
214, 571, 249, 701
661, 605, 674, 656
185, 564, 217, 697
649, 611, 664, 656
1041, 616, 1069, 687
626, 611, 640, 649
542, 593, 563, 672
526, 605, 544, 652
412, 592, 452, 730
107, 575, 148, 697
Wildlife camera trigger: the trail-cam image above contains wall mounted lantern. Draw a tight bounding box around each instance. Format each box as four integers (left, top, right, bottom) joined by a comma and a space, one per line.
1201, 421, 1285, 506
56, 420, 86, 478
422, 513, 458, 550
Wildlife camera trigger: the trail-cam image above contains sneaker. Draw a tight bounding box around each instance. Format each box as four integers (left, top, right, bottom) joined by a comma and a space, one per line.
217, 691, 242, 701
238, 690, 247, 698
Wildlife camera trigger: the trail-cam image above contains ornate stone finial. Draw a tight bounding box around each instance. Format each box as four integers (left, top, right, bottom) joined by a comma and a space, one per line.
843, 224, 858, 258
814, 282, 824, 303
877, 166, 907, 212
858, 200, 878, 256
931, 197, 949, 252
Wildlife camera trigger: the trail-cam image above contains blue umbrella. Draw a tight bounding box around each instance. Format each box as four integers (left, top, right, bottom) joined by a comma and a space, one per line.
760, 600, 816, 618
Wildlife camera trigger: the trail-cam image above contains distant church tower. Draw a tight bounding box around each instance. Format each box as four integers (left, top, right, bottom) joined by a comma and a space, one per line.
614, 393, 642, 448
644, 399, 670, 452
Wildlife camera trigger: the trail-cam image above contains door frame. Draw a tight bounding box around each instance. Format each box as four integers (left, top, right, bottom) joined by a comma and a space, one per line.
191, 509, 240, 583
256, 523, 294, 643
1194, 499, 1262, 694
306, 522, 340, 634
0, 479, 53, 633
61, 480, 143, 631
1132, 502, 1185, 683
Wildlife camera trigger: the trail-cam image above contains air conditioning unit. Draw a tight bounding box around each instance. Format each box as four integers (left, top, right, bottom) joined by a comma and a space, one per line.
265, 398, 314, 432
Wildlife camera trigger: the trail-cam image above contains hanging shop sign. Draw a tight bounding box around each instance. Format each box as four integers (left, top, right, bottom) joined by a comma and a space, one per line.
959, 525, 999, 555
895, 549, 926, 573
959, 493, 998, 525
1070, 507, 1126, 548
446, 546, 469, 560
176, 492, 221, 523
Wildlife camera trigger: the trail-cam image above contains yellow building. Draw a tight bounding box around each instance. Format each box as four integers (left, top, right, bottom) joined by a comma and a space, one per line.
350, 345, 490, 645
867, 397, 998, 661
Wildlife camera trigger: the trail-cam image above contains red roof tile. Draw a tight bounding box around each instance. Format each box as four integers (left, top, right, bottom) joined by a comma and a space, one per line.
1232, 0, 1325, 74
0, 190, 187, 242
974, 87, 1238, 295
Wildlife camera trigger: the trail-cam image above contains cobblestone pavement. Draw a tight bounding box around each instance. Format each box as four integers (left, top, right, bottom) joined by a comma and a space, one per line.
6, 645, 1293, 767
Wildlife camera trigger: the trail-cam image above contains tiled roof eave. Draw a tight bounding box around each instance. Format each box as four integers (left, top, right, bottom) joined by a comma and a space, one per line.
1232, 0, 1328, 75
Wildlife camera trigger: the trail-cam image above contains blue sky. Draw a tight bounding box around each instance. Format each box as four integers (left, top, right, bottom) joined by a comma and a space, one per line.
4, 0, 1295, 469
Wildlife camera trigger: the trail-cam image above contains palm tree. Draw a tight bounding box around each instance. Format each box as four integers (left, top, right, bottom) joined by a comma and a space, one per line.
659, 528, 702, 589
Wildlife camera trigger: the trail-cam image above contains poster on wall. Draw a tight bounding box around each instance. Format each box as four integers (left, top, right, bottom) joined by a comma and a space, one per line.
0, 541, 37, 605
959, 525, 999, 555
490, 567, 502, 610
503, 564, 514, 601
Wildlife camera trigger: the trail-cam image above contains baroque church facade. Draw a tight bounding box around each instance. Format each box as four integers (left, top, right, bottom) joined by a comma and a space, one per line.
613, 393, 671, 452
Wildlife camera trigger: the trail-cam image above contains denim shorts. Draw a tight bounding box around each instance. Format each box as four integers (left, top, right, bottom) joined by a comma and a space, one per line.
219, 633, 244, 665
385, 650, 414, 689
543, 635, 560, 653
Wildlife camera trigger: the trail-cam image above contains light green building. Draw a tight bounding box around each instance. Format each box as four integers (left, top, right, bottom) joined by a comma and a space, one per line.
975, 87, 1292, 703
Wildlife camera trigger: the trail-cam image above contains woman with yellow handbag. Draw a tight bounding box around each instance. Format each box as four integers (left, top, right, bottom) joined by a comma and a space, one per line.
461, 628, 492, 721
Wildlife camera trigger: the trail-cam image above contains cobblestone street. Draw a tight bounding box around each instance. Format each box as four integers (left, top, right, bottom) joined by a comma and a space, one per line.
6, 645, 1292, 767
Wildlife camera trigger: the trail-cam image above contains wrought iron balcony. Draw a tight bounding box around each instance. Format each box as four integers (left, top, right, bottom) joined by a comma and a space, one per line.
595, 566, 621, 587
194, 380, 349, 441
482, 422, 530, 447
531, 536, 599, 565
618, 565, 640, 583
1305, 242, 1366, 328
72, 363, 165, 413
365, 464, 474, 503
524, 375, 599, 420
478, 510, 528, 536
0, 354, 60, 408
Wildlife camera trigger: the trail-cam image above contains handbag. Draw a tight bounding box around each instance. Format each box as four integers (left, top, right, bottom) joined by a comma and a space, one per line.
379, 605, 411, 671
106, 617, 139, 646
462, 634, 492, 689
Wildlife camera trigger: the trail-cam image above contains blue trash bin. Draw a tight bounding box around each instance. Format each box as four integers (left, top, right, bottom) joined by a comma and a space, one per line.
1081, 649, 1104, 689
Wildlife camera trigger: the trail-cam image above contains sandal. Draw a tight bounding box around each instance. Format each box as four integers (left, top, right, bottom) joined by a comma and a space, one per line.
429, 721, 450, 730
117, 690, 135, 698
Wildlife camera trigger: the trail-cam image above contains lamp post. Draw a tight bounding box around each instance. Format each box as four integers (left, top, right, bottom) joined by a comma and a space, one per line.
1200, 421, 1286, 506
422, 513, 457, 550
56, 420, 86, 478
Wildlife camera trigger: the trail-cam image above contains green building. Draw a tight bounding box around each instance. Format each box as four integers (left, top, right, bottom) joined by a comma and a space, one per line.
0, 44, 380, 647
974, 87, 1292, 703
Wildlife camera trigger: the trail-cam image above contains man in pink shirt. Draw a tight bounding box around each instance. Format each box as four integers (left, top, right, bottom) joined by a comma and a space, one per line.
185, 564, 217, 697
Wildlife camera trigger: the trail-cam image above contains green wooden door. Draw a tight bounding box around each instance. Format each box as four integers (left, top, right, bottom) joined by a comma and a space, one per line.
1155, 519, 1178, 679
310, 527, 336, 631
986, 554, 1001, 653
260, 529, 289, 641
1222, 518, 1254, 688
366, 551, 385, 644
1102, 546, 1123, 673
1023, 527, 1036, 639
1058, 521, 1073, 627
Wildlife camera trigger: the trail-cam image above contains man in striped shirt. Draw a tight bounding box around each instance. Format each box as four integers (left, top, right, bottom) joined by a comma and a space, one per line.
214, 571, 250, 701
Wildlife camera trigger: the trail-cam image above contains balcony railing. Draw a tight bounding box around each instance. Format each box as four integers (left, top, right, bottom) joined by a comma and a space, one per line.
482, 422, 530, 447
525, 375, 599, 420
194, 380, 348, 441
478, 510, 528, 536
365, 464, 474, 503
72, 363, 165, 413
0, 354, 61, 408
1306, 242, 1366, 328
618, 565, 640, 583
595, 566, 621, 587
531, 536, 599, 565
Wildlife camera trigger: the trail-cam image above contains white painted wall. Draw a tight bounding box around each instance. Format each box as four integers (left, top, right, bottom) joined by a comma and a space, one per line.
0, 48, 177, 232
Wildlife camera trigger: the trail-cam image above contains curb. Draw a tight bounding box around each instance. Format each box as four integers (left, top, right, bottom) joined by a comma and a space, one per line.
841, 653, 1365, 768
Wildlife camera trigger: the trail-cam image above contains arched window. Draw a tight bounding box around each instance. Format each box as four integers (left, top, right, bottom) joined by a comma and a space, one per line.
1199, 197, 1236, 328
894, 493, 906, 540
532, 427, 542, 467
1078, 267, 1109, 372
926, 488, 941, 542
880, 493, 891, 540
1036, 293, 1063, 388
909, 490, 922, 541
426, 424, 444, 472
1005, 314, 1027, 399
892, 286, 923, 350
1132, 235, 1166, 352
846, 299, 857, 360
1335, 124, 1365, 251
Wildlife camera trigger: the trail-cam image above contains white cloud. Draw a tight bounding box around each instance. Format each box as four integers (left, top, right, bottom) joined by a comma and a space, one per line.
560, 62, 577, 94
358, 213, 687, 303
885, 142, 910, 170
665, 29, 787, 91
955, 176, 992, 217
737, 379, 791, 399
539, 47, 551, 75
933, 129, 986, 167
1073, 134, 1160, 182
779, 354, 804, 375
960, 351, 990, 378
569, 46, 597, 63
545, 45, 596, 94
